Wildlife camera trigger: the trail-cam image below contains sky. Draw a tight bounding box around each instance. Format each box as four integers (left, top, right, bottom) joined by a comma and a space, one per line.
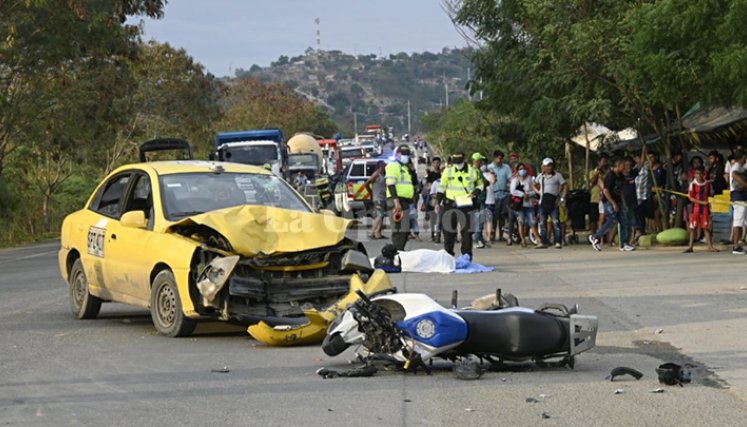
133, 0, 468, 77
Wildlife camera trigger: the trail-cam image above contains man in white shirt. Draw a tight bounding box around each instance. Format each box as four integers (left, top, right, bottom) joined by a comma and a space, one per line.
533, 158, 568, 248
729, 149, 747, 254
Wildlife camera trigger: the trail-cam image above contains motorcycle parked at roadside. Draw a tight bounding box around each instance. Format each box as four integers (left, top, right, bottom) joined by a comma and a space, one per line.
322, 289, 597, 374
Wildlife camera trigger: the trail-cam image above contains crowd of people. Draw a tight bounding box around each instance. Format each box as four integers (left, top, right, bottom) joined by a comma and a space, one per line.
373, 142, 747, 257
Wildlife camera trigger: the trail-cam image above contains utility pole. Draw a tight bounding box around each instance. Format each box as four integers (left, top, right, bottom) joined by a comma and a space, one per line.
467, 67, 471, 101
407, 100, 411, 136
444, 74, 449, 108
353, 112, 358, 135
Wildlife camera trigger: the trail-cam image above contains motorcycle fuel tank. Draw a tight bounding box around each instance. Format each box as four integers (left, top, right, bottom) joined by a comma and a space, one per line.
378, 294, 469, 350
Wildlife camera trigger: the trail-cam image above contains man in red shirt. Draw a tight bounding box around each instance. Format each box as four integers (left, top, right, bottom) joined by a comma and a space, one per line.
684, 167, 718, 253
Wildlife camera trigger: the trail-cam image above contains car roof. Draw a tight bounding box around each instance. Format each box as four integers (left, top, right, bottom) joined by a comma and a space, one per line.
112, 160, 273, 176
350, 157, 385, 164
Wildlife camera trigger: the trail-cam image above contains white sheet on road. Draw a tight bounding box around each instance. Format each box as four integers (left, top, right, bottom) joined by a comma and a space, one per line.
371, 249, 456, 273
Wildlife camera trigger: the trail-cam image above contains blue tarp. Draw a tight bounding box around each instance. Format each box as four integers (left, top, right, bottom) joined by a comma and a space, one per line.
454, 254, 495, 274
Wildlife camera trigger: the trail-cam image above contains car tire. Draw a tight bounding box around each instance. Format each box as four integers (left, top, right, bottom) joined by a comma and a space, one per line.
69, 258, 102, 319
150, 270, 196, 337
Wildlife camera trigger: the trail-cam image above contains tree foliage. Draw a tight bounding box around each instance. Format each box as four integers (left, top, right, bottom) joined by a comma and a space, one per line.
220, 78, 337, 138
450, 0, 747, 160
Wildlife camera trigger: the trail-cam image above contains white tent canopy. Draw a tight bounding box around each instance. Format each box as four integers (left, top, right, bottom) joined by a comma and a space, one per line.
571, 123, 638, 152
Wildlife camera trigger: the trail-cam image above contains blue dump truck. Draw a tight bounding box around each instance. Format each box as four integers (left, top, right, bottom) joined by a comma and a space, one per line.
214, 129, 288, 178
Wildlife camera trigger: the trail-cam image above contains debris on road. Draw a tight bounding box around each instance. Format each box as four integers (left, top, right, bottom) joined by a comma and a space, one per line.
654, 329, 664, 335
317, 365, 378, 379
541, 412, 551, 419
656, 363, 692, 386
538, 394, 551, 399
453, 358, 482, 380
526, 397, 539, 403
607, 366, 644, 381
650, 388, 665, 393
614, 388, 625, 394
464, 408, 474, 412
211, 367, 230, 373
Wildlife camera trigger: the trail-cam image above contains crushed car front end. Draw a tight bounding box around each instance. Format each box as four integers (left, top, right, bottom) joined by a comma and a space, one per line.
166, 205, 394, 345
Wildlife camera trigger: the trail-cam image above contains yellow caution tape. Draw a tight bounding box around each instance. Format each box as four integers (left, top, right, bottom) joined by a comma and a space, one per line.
653, 187, 747, 208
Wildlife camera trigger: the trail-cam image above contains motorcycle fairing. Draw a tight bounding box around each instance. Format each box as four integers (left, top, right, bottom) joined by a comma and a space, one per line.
397, 311, 468, 348
377, 293, 468, 349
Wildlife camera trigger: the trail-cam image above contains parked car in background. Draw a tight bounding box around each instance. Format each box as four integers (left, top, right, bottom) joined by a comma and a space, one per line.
335, 157, 384, 217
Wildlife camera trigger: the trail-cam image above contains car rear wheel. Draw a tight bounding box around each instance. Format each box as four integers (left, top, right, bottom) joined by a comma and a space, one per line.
150, 270, 196, 337
69, 258, 102, 319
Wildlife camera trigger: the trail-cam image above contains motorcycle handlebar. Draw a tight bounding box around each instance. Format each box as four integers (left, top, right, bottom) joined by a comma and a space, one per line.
355, 289, 373, 305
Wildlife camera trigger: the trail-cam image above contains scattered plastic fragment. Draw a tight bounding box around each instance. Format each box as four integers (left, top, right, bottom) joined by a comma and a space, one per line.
526, 397, 539, 403
541, 412, 551, 419
654, 329, 664, 335
211, 367, 230, 373
650, 388, 665, 393
403, 399, 412, 403
538, 394, 551, 399
464, 408, 474, 412
614, 389, 625, 394
607, 367, 644, 381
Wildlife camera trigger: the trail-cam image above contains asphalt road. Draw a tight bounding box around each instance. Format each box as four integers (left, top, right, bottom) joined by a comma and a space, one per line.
2, 235, 747, 426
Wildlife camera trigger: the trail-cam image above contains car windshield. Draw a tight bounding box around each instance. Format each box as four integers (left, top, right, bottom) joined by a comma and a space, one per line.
160, 172, 310, 220
223, 145, 278, 165
341, 149, 362, 159
288, 154, 318, 167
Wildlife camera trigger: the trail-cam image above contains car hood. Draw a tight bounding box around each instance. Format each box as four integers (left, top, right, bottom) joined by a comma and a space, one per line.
168, 205, 352, 256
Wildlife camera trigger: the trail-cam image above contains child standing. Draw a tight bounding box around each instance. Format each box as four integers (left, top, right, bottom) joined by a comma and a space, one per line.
684, 166, 718, 253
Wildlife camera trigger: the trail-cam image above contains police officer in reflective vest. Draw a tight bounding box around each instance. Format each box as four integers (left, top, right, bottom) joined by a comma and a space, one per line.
437, 151, 483, 259
385, 144, 415, 251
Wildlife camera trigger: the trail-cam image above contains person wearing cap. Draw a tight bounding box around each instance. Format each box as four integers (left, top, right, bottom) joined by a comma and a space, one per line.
471, 152, 490, 248
487, 150, 513, 244
534, 157, 568, 249
437, 151, 484, 258
385, 144, 416, 251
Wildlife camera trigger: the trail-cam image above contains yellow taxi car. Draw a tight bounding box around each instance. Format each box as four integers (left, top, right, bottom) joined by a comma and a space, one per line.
58, 160, 392, 341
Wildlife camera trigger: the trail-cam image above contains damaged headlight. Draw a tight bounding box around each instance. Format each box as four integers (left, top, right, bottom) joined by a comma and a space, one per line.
197, 255, 240, 308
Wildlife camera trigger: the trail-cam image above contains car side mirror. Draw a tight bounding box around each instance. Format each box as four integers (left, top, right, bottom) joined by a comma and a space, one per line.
319, 209, 337, 216
121, 210, 147, 229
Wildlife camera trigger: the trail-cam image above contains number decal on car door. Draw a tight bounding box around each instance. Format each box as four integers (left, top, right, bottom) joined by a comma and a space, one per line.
87, 226, 106, 257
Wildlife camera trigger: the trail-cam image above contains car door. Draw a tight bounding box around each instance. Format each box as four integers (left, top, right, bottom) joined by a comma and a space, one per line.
102, 172, 155, 306
83, 172, 133, 302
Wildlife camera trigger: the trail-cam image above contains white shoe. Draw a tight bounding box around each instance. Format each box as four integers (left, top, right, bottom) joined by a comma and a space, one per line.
589, 235, 601, 251
620, 244, 636, 252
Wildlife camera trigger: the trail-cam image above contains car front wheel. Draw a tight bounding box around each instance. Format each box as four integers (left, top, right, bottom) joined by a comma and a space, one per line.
69, 258, 102, 319
150, 270, 196, 337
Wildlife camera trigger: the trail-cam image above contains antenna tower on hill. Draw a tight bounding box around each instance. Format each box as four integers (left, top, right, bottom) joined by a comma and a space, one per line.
315, 17, 321, 52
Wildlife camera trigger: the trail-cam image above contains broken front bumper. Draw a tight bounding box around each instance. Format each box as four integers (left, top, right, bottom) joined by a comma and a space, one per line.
247, 269, 394, 346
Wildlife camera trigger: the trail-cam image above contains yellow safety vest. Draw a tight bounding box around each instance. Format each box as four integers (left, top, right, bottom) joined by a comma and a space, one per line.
440, 165, 482, 201
385, 161, 415, 199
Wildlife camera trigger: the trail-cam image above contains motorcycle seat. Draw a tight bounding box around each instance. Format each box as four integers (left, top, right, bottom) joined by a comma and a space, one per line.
455, 309, 570, 358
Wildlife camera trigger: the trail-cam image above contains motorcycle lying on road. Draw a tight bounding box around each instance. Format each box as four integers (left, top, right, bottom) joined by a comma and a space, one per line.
321, 289, 598, 375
